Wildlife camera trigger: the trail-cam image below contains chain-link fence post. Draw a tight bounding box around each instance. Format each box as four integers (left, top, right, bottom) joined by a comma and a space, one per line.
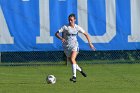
66, 57, 69, 66
0, 52, 1, 63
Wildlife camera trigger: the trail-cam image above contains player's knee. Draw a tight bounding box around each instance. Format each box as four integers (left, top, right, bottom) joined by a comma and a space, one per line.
70, 58, 76, 63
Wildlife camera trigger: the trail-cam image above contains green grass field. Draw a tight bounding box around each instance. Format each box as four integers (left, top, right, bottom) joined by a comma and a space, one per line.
0, 63, 140, 93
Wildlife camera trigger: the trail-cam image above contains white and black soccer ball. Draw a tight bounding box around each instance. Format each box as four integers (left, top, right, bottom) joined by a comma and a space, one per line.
46, 75, 56, 84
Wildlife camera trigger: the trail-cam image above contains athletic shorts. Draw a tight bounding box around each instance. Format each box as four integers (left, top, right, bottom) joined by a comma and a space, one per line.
64, 46, 79, 57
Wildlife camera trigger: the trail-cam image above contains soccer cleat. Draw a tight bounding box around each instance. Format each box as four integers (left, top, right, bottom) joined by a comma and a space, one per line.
70, 76, 76, 83
80, 71, 87, 77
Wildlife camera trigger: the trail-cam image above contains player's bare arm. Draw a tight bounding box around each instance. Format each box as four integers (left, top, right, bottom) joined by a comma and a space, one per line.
55, 31, 66, 43
83, 32, 96, 51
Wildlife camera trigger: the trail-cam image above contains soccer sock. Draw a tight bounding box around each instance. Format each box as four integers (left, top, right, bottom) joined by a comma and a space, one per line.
76, 64, 82, 72
72, 64, 77, 77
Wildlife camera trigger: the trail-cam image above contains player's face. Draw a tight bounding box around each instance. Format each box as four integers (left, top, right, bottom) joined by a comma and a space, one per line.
68, 17, 76, 25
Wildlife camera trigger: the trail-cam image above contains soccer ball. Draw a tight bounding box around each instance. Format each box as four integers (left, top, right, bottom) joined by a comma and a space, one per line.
46, 75, 56, 84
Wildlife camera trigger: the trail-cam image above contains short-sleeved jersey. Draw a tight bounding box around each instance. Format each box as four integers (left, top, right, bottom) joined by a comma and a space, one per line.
58, 24, 85, 50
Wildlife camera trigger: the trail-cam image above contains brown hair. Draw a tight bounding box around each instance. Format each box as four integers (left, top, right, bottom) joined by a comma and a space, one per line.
68, 13, 76, 19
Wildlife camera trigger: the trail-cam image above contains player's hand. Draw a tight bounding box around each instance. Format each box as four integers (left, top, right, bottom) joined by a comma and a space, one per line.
89, 43, 96, 51
61, 38, 66, 43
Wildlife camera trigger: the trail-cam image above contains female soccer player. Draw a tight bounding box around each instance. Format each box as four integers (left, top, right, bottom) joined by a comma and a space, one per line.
55, 13, 96, 83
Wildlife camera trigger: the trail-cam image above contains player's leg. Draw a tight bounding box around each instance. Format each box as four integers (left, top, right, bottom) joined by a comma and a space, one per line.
76, 62, 87, 77
70, 47, 81, 73
69, 51, 87, 78
69, 51, 78, 82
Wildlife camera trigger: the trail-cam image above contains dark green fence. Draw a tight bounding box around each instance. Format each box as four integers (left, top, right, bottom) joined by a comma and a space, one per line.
0, 50, 140, 66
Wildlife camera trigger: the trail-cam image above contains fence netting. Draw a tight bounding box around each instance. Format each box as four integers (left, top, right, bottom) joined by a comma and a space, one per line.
0, 50, 140, 66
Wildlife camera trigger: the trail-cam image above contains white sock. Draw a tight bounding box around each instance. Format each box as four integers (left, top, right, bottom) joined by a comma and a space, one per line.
72, 64, 76, 77
76, 64, 82, 72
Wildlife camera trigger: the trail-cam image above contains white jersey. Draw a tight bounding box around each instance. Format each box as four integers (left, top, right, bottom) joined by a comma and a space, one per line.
58, 24, 85, 57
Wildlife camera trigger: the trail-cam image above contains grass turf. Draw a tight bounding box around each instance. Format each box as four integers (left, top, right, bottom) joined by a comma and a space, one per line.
0, 64, 140, 93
